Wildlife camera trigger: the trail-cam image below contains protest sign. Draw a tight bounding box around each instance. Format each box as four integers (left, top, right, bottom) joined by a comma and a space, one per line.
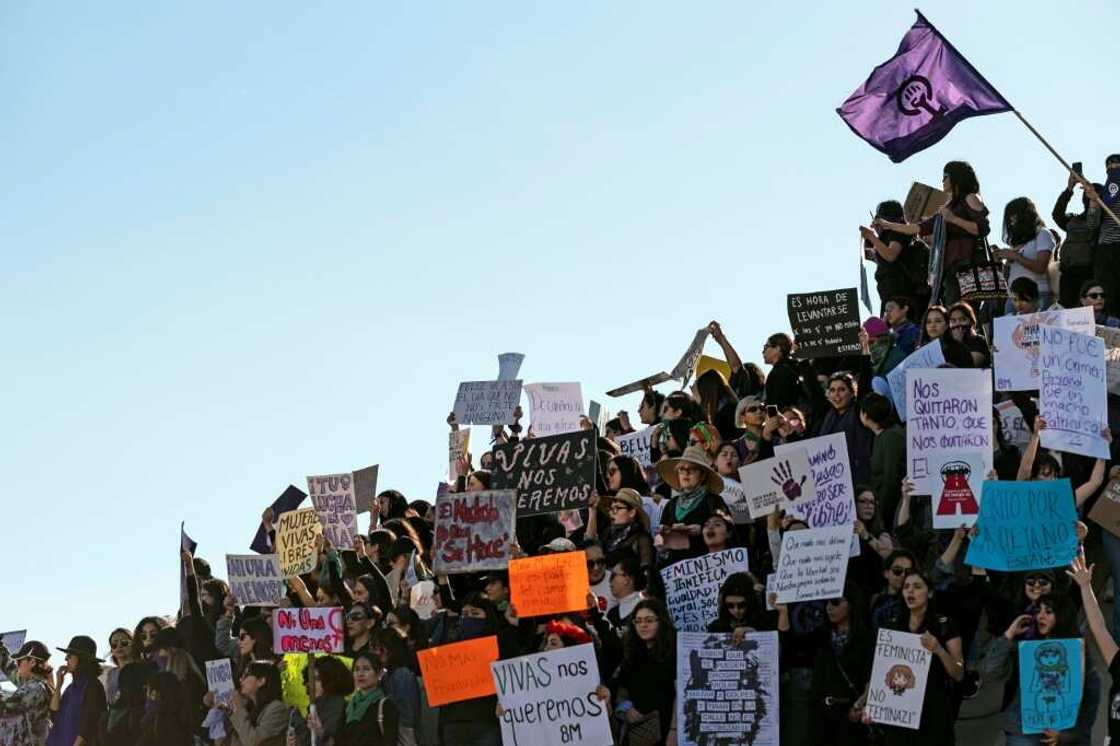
524, 382, 584, 437
661, 548, 750, 632
205, 659, 235, 707
775, 433, 853, 527
432, 489, 516, 574
1039, 325, 1109, 459
738, 450, 816, 520
0, 631, 26, 684
274, 508, 322, 578
1096, 325, 1120, 396
676, 631, 779, 746
617, 426, 655, 469
491, 429, 597, 515
587, 400, 608, 435
787, 288, 862, 359
605, 372, 672, 398
992, 307, 1094, 391
490, 643, 612, 746
251, 485, 307, 553
1089, 479, 1120, 539
905, 368, 992, 497
965, 481, 1078, 571
720, 478, 751, 524
418, 636, 499, 707
509, 551, 590, 618
670, 328, 711, 382
860, 258, 873, 314
453, 380, 523, 425
772, 525, 851, 603
226, 554, 284, 606
409, 580, 437, 620
995, 399, 1032, 450
1019, 639, 1083, 734
558, 509, 584, 533
352, 463, 379, 514
449, 430, 470, 482
272, 606, 344, 655
903, 181, 950, 223
931, 453, 987, 530
180, 523, 197, 616
886, 340, 945, 419
307, 473, 359, 550
498, 352, 525, 381
865, 629, 932, 730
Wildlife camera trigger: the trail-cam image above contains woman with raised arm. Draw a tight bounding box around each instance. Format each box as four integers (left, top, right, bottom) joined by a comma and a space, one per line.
1068, 553, 1120, 741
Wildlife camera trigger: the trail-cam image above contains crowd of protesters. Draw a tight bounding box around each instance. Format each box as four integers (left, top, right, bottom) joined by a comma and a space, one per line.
4, 155, 1120, 746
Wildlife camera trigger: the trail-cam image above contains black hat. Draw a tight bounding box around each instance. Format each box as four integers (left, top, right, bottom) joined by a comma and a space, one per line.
12, 641, 50, 662
151, 627, 184, 652
57, 635, 104, 663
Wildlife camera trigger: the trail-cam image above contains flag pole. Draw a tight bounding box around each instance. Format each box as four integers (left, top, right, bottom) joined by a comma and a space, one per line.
916, 9, 1120, 227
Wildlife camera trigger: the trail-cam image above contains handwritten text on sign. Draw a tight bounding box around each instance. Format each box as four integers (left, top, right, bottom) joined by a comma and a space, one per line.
205, 659, 234, 707
993, 307, 1094, 391
964, 480, 1078, 571
906, 368, 992, 496
1039, 325, 1109, 459
509, 551, 590, 618
772, 525, 850, 603
524, 382, 584, 437
491, 429, 597, 515
775, 433, 854, 527
866, 629, 931, 730
308, 473, 359, 551
787, 288, 862, 358
453, 380, 523, 426
418, 636, 499, 707
432, 490, 516, 575
225, 554, 284, 606
274, 508, 322, 578
1019, 638, 1083, 734
661, 548, 749, 632
271, 607, 343, 655
491, 644, 612, 746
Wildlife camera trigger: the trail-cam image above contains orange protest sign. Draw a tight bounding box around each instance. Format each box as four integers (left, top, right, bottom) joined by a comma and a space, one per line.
509, 550, 590, 618
416, 635, 499, 707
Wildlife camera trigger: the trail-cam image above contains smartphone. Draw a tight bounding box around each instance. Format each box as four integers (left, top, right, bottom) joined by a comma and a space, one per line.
1072, 162, 1083, 176
766, 405, 779, 418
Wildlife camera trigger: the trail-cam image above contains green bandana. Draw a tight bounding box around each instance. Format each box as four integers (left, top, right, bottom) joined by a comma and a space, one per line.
345, 686, 386, 725
673, 486, 709, 522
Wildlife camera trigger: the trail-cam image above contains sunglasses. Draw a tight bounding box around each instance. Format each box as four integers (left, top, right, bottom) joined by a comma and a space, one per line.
1025, 577, 1052, 588
346, 613, 368, 622
608, 504, 632, 513
889, 566, 911, 577
110, 639, 131, 649
1085, 292, 1106, 299
744, 406, 763, 413
587, 558, 606, 568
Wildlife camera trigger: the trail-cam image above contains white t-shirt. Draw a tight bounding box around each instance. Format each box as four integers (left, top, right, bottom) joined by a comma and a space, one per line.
1007, 228, 1055, 292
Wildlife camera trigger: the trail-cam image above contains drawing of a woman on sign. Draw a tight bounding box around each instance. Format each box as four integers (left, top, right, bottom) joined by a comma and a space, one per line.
1028, 642, 1072, 718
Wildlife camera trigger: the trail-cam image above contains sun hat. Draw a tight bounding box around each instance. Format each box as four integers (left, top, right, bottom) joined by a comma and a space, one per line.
657, 445, 724, 494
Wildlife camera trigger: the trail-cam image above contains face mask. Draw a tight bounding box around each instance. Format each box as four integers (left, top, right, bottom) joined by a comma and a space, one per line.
459, 617, 489, 639
870, 340, 891, 366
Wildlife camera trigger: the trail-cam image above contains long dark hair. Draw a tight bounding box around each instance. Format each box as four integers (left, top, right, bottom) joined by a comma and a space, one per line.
711, 572, 764, 630
622, 598, 675, 665
240, 617, 275, 664
920, 304, 949, 344
378, 490, 409, 520
1035, 592, 1080, 639
1003, 197, 1046, 247
610, 455, 651, 495
695, 369, 737, 425
853, 484, 886, 538
144, 670, 193, 737
943, 161, 979, 202
244, 662, 282, 715
132, 616, 167, 659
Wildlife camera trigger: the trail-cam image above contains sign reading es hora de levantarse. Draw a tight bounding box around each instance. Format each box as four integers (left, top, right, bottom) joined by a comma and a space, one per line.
787, 288, 862, 358
491, 429, 597, 515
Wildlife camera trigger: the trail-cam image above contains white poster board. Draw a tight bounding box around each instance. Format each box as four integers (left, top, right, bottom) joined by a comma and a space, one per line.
905, 367, 993, 496
205, 658, 235, 707
1039, 325, 1109, 459
737, 450, 816, 520
225, 554, 285, 606
524, 382, 584, 437
772, 525, 851, 603
865, 629, 932, 730
886, 340, 946, 419
993, 307, 1094, 391
453, 380, 523, 425
307, 473, 359, 551
774, 433, 854, 527
661, 548, 750, 632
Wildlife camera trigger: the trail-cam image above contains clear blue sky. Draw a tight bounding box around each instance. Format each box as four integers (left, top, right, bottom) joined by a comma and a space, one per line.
3, 1, 1116, 657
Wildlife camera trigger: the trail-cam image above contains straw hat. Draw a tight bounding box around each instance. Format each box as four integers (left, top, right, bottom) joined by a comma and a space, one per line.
657, 445, 723, 494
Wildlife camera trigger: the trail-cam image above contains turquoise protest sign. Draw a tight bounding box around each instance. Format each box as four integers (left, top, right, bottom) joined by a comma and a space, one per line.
1018, 638, 1082, 734
964, 481, 1077, 571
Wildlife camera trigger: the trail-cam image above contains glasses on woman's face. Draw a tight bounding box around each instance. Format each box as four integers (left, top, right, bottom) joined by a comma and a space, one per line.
587, 558, 606, 569
744, 406, 763, 414
889, 565, 911, 577
677, 465, 700, 475
1025, 577, 1052, 588
346, 612, 368, 623
608, 504, 631, 514
1085, 292, 1106, 300
111, 638, 131, 649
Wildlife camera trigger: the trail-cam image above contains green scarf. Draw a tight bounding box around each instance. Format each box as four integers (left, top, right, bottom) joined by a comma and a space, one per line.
673, 486, 709, 522
345, 686, 386, 725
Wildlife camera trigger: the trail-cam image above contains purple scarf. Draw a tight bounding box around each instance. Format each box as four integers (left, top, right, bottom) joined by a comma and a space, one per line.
45, 674, 89, 746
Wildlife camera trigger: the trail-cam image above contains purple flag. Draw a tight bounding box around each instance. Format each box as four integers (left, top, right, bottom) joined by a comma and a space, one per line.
837, 11, 1011, 162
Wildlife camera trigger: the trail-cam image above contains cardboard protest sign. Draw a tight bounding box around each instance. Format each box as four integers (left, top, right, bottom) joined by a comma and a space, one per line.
661, 548, 750, 632
226, 554, 285, 606
307, 473, 359, 550
432, 489, 516, 574
491, 429, 597, 515
1039, 325, 1109, 459
905, 368, 992, 498
993, 307, 1094, 391
676, 631, 779, 746
931, 453, 987, 530
965, 481, 1078, 571
251, 485, 307, 553
605, 372, 672, 398
453, 380, 523, 425
449, 430, 470, 482
903, 181, 950, 223
995, 399, 1032, 450
274, 508, 322, 578
180, 523, 197, 616
787, 288, 862, 358
670, 328, 711, 382
720, 478, 751, 524
524, 382, 584, 437
1088, 479, 1120, 539
205, 659, 235, 707
738, 450, 816, 520
509, 551, 590, 618
772, 525, 851, 603
1018, 638, 1083, 734
587, 400, 608, 434
490, 643, 612, 746
418, 636, 499, 707
0, 631, 26, 684
774, 433, 853, 527
352, 464, 379, 514
498, 352, 525, 382
272, 607, 344, 655
865, 629, 932, 730
617, 425, 655, 469
409, 580, 437, 620
886, 340, 945, 420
